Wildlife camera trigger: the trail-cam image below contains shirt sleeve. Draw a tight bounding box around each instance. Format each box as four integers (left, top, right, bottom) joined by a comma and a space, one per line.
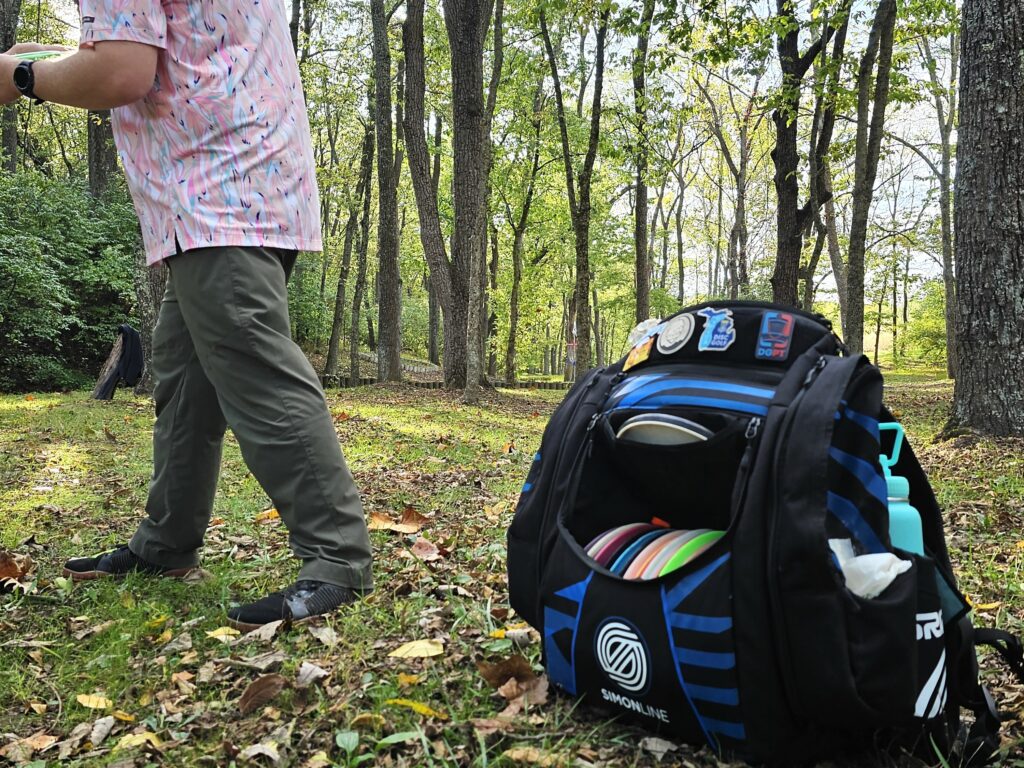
79, 0, 167, 50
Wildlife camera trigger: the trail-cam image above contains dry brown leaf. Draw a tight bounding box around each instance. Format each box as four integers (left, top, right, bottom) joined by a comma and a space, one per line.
388, 639, 443, 658
220, 650, 287, 673
255, 507, 281, 523
476, 655, 536, 689
410, 537, 441, 562
500, 746, 564, 766
239, 620, 285, 644
295, 661, 329, 689
367, 511, 394, 531
0, 731, 57, 763
238, 673, 287, 714
394, 505, 429, 533
397, 672, 420, 688
350, 712, 386, 730
163, 632, 193, 654
307, 625, 339, 648
239, 742, 281, 763
0, 549, 34, 593
206, 626, 242, 641
89, 716, 116, 747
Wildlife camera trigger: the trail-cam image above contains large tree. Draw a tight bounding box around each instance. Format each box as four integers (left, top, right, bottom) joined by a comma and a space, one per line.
1, 0, 21, 172
950, 0, 1024, 436
371, 0, 402, 382
540, 5, 609, 376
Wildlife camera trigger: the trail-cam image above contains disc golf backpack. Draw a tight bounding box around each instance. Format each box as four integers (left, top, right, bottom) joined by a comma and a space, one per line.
507, 300, 1024, 766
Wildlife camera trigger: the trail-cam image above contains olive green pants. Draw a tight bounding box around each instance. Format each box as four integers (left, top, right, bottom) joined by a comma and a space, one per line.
129, 245, 373, 591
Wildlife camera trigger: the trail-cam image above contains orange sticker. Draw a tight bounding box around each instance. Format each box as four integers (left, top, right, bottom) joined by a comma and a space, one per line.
623, 336, 654, 371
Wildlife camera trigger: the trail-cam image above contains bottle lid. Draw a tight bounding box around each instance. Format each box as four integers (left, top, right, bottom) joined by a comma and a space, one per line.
887, 474, 910, 500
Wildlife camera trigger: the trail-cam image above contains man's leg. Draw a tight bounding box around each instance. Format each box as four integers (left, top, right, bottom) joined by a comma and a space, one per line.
165, 246, 373, 592
65, 271, 228, 580
129, 269, 229, 568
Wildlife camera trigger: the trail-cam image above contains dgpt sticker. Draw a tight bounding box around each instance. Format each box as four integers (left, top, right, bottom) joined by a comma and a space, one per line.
755, 311, 795, 361
696, 308, 737, 352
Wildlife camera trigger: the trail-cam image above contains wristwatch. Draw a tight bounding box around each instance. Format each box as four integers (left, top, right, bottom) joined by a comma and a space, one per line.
13, 61, 44, 104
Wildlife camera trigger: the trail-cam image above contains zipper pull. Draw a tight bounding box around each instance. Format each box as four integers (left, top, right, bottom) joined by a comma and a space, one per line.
587, 412, 601, 433
745, 417, 762, 440
802, 356, 827, 388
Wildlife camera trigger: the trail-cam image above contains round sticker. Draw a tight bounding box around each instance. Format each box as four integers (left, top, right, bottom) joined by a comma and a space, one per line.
656, 313, 695, 355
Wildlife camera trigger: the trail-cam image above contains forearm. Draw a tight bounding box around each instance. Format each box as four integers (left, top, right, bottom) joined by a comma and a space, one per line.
1, 42, 157, 110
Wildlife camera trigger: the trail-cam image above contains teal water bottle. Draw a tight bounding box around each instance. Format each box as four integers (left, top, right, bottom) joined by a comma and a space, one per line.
879, 422, 924, 555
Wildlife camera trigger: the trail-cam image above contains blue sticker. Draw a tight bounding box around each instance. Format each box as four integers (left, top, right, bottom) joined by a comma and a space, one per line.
696, 308, 737, 352
755, 311, 795, 361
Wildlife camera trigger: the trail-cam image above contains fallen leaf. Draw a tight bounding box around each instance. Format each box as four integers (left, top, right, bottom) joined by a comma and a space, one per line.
163, 632, 192, 653
29, 701, 47, 714
206, 626, 242, 641
0, 731, 57, 762
0, 549, 35, 593
112, 710, 135, 722
394, 505, 429, 533
90, 716, 116, 747
477, 655, 536, 688
384, 698, 448, 720
397, 672, 420, 688
171, 670, 196, 694
500, 746, 563, 766
296, 661, 329, 689
240, 620, 284, 644
302, 750, 332, 768
367, 512, 394, 531
76, 693, 113, 710
389, 639, 443, 659
335, 411, 352, 422
209, 517, 226, 526
640, 736, 679, 760
255, 508, 281, 524
502, 440, 516, 454
497, 675, 549, 706
350, 713, 386, 730
103, 426, 118, 442
307, 625, 338, 648
220, 650, 287, 673
239, 742, 281, 763
238, 674, 287, 714
410, 537, 441, 562
113, 731, 162, 751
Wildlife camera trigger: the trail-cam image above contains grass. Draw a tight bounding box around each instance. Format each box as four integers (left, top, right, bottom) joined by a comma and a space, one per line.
0, 376, 1022, 767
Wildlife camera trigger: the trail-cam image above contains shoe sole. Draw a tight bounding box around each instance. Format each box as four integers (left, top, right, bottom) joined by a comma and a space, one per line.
62, 566, 198, 582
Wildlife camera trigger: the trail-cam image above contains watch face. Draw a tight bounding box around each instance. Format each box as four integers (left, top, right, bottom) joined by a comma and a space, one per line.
13, 62, 31, 89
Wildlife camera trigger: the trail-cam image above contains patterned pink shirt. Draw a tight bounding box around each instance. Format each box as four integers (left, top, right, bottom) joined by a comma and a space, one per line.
79, 0, 322, 265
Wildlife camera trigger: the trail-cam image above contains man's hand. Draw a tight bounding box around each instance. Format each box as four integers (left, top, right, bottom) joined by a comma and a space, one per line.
0, 56, 21, 106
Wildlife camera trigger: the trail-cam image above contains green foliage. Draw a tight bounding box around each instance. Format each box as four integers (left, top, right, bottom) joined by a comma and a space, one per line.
0, 172, 137, 391
900, 279, 948, 366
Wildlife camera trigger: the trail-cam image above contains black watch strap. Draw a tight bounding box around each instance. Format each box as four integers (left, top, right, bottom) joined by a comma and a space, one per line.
13, 61, 44, 104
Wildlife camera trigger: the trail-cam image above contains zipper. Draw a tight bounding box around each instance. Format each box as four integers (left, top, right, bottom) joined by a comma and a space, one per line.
729, 416, 763, 524
766, 355, 828, 718
535, 368, 609, 600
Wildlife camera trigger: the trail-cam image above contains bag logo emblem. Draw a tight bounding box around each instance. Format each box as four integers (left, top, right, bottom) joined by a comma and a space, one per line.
657, 313, 695, 355
755, 311, 795, 361
696, 308, 736, 352
595, 619, 650, 694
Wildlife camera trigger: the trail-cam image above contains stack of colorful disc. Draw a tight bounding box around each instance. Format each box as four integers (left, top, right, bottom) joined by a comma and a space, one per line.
585, 524, 725, 580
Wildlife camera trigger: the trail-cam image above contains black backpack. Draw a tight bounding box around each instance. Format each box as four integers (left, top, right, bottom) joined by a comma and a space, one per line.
507, 300, 1023, 766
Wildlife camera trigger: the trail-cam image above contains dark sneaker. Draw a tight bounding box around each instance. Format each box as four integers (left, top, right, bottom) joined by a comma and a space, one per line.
63, 545, 196, 581
227, 579, 363, 632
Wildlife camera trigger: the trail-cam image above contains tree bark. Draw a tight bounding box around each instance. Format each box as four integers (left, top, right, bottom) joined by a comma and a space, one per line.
951, 0, 1024, 436
769, 6, 847, 305
371, 0, 402, 382
844, 0, 897, 355
325, 125, 373, 378
632, 0, 655, 323
350, 102, 376, 382
541, 8, 608, 376
1, 0, 21, 173
132, 253, 167, 395
87, 111, 118, 197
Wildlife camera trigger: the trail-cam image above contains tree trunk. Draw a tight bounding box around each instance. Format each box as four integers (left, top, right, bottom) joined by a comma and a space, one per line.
541, 9, 608, 376
506, 227, 523, 383
132, 253, 167, 395
1, 0, 22, 172
443, 0, 495, 403
632, 0, 655, 323
487, 223, 499, 379
675, 184, 685, 302
371, 0, 402, 382
87, 111, 119, 198
951, 0, 1024, 436
325, 125, 373, 378
350, 116, 375, 382
844, 0, 897, 355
